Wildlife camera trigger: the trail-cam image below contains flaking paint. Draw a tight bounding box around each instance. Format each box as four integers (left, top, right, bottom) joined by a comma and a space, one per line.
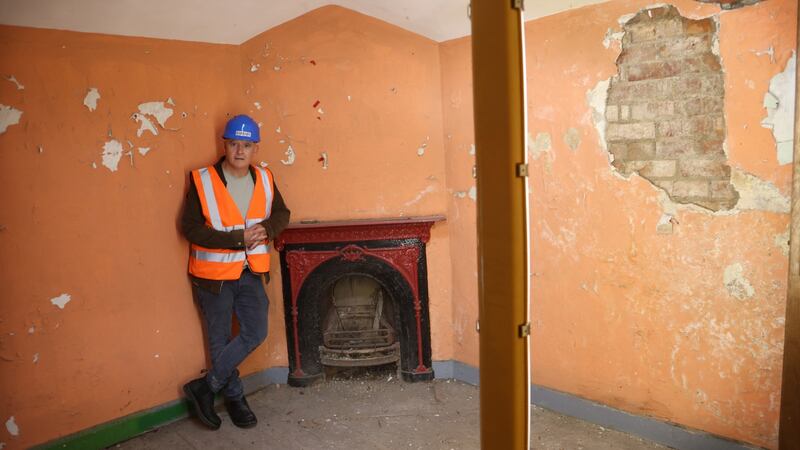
440, 0, 794, 447
4, 417, 17, 437
100, 139, 123, 172
761, 51, 796, 165
49, 294, 71, 310
0, 23, 245, 449
83, 87, 99, 111
5, 76, 23, 90
0, 3, 793, 449
0, 105, 22, 134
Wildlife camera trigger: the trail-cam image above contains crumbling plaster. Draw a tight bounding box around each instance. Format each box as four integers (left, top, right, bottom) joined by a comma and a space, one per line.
458, 0, 790, 448
589, 3, 791, 217
0, 1, 794, 449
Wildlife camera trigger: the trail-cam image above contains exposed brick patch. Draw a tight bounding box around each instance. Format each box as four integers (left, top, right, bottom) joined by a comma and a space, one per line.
607, 5, 738, 211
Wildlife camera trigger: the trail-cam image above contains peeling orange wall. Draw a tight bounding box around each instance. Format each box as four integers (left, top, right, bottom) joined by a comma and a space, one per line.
0, 7, 453, 448
1, 1, 795, 448
0, 26, 245, 449
236, 6, 455, 377
440, 0, 795, 448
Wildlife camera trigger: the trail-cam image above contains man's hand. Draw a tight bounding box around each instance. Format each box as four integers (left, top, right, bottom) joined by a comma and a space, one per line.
244, 224, 268, 250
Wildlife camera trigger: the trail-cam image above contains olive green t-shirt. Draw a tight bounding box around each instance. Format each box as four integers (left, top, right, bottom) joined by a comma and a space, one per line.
221, 166, 254, 218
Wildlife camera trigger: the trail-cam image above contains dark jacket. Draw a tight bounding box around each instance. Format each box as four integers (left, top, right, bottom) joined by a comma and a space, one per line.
181, 158, 290, 293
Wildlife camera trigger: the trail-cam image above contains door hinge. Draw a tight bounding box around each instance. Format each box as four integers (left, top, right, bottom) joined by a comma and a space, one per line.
512, 0, 525, 11
516, 163, 529, 177
518, 322, 531, 337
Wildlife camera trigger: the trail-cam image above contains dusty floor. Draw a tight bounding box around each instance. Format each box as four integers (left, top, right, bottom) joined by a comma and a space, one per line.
117, 374, 668, 450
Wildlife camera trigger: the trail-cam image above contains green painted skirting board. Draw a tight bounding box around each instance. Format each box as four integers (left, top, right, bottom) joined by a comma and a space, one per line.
34, 367, 289, 450
37, 362, 761, 450
33, 401, 188, 450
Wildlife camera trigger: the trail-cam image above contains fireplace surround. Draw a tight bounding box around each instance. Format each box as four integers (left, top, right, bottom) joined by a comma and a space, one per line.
275, 216, 443, 386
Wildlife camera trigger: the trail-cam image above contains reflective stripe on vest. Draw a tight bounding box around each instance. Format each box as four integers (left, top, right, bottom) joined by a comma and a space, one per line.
188, 165, 274, 280
191, 248, 246, 264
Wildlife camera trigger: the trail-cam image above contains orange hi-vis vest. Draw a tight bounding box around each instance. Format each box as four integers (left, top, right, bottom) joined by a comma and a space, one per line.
188, 165, 274, 280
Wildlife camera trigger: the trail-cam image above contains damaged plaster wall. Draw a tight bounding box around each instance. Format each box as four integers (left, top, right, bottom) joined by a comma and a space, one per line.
236, 6, 456, 382
605, 5, 738, 212
0, 25, 246, 449
441, 0, 794, 448
761, 51, 796, 165
2, 9, 457, 448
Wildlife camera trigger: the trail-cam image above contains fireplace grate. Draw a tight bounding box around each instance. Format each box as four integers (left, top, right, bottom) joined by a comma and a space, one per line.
319, 342, 400, 367
323, 328, 395, 349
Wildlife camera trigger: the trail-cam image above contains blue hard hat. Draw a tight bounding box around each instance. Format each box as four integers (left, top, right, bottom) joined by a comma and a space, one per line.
223, 114, 260, 142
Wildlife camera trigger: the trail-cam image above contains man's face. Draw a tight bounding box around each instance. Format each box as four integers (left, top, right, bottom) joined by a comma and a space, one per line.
224, 139, 258, 171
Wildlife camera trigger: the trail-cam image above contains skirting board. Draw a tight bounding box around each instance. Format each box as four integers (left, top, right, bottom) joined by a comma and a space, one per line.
34, 367, 290, 450
37, 362, 759, 450
432, 360, 761, 450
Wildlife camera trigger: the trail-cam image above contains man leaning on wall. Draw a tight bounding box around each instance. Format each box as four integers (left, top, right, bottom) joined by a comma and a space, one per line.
180, 114, 290, 429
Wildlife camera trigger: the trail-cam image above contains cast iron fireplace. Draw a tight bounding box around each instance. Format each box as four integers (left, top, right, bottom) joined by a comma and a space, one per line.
275, 216, 443, 386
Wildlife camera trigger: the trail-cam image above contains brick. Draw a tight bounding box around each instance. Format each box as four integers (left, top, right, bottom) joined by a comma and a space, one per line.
620, 105, 631, 121
699, 140, 726, 157
606, 105, 620, 122
619, 160, 644, 172
699, 53, 722, 72
626, 141, 655, 159
680, 76, 704, 92
701, 74, 725, 96
673, 180, 709, 197
658, 116, 724, 138
659, 34, 714, 59
638, 160, 677, 178
617, 34, 712, 64
607, 79, 663, 103
651, 179, 674, 193
640, 75, 721, 100
617, 45, 659, 65
626, 18, 685, 43
679, 159, 731, 178
692, 198, 737, 211
626, 55, 721, 82
656, 139, 699, 158
688, 198, 720, 210
679, 97, 724, 116
655, 139, 722, 158
658, 119, 690, 138
607, 122, 656, 140
711, 180, 739, 199
609, 143, 628, 160
631, 101, 675, 121
625, 62, 672, 82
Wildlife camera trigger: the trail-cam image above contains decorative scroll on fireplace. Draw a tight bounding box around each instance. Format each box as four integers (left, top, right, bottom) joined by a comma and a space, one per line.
275, 216, 443, 387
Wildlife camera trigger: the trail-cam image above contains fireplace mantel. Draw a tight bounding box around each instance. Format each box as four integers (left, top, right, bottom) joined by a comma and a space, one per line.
275, 215, 445, 250
276, 215, 444, 386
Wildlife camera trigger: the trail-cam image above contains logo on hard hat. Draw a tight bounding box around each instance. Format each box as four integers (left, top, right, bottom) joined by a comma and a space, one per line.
235, 123, 252, 138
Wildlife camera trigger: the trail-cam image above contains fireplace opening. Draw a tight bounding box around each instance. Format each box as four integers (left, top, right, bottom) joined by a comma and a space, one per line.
277, 217, 442, 386
319, 275, 401, 373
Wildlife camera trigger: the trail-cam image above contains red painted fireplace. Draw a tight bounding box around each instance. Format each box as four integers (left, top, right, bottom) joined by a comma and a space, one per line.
275, 216, 444, 386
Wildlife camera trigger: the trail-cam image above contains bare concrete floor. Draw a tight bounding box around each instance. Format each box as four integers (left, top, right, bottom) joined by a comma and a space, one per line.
117, 377, 668, 450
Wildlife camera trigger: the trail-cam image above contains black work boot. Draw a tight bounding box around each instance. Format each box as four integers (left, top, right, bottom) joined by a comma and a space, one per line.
183, 377, 221, 430
225, 396, 257, 428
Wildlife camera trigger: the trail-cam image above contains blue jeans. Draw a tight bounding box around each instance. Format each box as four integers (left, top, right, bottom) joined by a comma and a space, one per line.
195, 269, 269, 400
